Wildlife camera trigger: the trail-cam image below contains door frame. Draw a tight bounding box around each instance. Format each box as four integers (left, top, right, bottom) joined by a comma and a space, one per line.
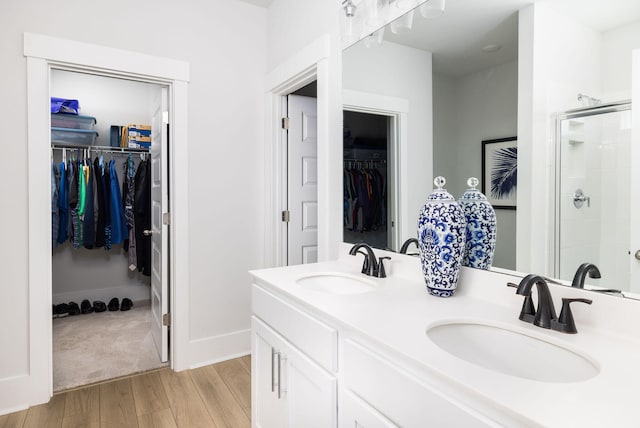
343, 89, 408, 251
264, 35, 342, 268
24, 32, 190, 405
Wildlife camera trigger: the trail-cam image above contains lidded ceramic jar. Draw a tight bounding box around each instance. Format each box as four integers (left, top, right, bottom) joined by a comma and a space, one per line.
417, 176, 467, 297
459, 177, 497, 270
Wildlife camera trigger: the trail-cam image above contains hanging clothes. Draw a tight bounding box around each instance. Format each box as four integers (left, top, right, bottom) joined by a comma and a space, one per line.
68, 160, 81, 248
52, 163, 60, 248
123, 156, 138, 270
56, 162, 68, 244
109, 159, 128, 245
77, 161, 87, 246
103, 158, 112, 250
134, 158, 151, 277
83, 161, 96, 249
93, 157, 106, 248
343, 162, 387, 233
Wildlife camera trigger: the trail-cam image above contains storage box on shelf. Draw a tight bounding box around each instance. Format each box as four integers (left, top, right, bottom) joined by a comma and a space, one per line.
127, 124, 152, 149
51, 113, 96, 130
51, 127, 99, 146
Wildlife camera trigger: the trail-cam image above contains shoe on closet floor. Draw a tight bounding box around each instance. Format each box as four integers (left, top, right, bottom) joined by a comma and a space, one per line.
120, 298, 133, 311
67, 302, 81, 316
93, 301, 107, 313
80, 299, 94, 314
108, 298, 120, 311
54, 303, 69, 318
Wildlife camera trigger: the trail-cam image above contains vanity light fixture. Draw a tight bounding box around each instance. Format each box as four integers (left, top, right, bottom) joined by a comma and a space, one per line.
395, 0, 419, 7
365, 0, 390, 27
343, 0, 357, 18
342, 0, 359, 42
420, 0, 446, 18
390, 9, 414, 34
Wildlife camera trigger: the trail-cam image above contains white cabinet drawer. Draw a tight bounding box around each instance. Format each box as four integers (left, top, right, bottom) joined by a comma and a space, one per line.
342, 389, 397, 428
343, 339, 497, 428
252, 283, 338, 372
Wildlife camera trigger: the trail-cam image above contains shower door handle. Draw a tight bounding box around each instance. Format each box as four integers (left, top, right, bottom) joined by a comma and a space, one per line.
573, 189, 590, 208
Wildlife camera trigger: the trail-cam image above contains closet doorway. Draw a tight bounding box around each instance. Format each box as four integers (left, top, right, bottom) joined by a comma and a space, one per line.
50, 70, 171, 391
343, 110, 392, 250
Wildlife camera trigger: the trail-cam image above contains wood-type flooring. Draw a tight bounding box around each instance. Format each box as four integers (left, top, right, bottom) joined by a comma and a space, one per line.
0, 355, 251, 428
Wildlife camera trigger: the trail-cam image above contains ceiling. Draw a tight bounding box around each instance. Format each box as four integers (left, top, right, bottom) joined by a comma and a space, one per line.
381, 0, 640, 77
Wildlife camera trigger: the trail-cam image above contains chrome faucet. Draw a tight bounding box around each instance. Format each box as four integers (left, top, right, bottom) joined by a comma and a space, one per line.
515, 274, 557, 329
399, 238, 419, 255
571, 263, 601, 288
349, 243, 390, 278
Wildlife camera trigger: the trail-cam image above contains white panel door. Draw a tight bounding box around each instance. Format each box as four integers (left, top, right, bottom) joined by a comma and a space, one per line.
287, 94, 318, 265
150, 86, 169, 362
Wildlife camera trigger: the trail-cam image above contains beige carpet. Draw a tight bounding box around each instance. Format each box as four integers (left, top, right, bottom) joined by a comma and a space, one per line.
53, 302, 167, 392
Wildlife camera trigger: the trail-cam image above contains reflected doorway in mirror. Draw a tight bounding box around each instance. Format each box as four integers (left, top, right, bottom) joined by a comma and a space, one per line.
481, 137, 517, 210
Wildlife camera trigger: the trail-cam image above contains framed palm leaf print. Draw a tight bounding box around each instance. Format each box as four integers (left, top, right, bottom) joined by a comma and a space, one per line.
482, 137, 517, 209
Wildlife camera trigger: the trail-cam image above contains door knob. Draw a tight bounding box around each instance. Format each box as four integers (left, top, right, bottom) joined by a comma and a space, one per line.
573, 189, 590, 208
635, 250, 640, 261
143, 229, 153, 236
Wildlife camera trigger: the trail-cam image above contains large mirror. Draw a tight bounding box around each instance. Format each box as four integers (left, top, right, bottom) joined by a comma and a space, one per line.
341, 0, 640, 296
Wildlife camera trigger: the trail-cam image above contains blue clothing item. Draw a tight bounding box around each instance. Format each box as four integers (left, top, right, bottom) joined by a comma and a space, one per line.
108, 160, 128, 245
52, 163, 59, 248
83, 162, 96, 249
56, 162, 68, 244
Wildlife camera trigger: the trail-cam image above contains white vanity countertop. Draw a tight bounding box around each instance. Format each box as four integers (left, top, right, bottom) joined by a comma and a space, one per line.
249, 248, 640, 427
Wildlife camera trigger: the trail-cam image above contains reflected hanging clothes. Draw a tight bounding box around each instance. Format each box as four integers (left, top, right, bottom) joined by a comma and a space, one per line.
109, 159, 128, 245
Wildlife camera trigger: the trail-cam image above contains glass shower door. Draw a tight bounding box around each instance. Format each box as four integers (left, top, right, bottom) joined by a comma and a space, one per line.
556, 105, 632, 291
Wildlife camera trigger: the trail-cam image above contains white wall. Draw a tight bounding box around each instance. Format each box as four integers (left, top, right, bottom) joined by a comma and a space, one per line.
343, 41, 433, 244
0, 0, 266, 413
517, 4, 602, 274
433, 60, 518, 270
267, 0, 336, 70
602, 21, 640, 101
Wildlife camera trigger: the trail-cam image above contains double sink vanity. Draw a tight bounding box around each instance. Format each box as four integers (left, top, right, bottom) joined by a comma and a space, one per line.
250, 243, 640, 427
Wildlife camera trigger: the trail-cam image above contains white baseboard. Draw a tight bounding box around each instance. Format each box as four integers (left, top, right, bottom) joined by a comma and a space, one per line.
52, 284, 150, 305
186, 329, 251, 370
0, 373, 47, 417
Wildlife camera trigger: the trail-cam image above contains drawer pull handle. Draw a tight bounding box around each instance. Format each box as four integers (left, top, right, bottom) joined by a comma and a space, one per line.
271, 348, 276, 392
277, 351, 282, 399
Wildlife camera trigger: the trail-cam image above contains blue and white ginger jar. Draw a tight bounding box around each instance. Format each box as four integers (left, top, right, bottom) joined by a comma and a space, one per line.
417, 176, 467, 297
459, 177, 497, 270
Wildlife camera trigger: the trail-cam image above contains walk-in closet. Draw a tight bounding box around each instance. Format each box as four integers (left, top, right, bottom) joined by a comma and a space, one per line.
50, 69, 169, 391
343, 110, 389, 249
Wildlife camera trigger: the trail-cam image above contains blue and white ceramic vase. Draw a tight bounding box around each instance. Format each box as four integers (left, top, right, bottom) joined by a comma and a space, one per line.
417, 176, 467, 297
459, 177, 497, 270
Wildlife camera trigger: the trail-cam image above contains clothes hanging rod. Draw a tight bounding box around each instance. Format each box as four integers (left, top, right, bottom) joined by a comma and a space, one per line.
343, 158, 386, 163
51, 143, 149, 153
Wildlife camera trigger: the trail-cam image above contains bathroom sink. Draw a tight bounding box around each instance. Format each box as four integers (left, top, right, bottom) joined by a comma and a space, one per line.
295, 272, 376, 295
426, 321, 599, 383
